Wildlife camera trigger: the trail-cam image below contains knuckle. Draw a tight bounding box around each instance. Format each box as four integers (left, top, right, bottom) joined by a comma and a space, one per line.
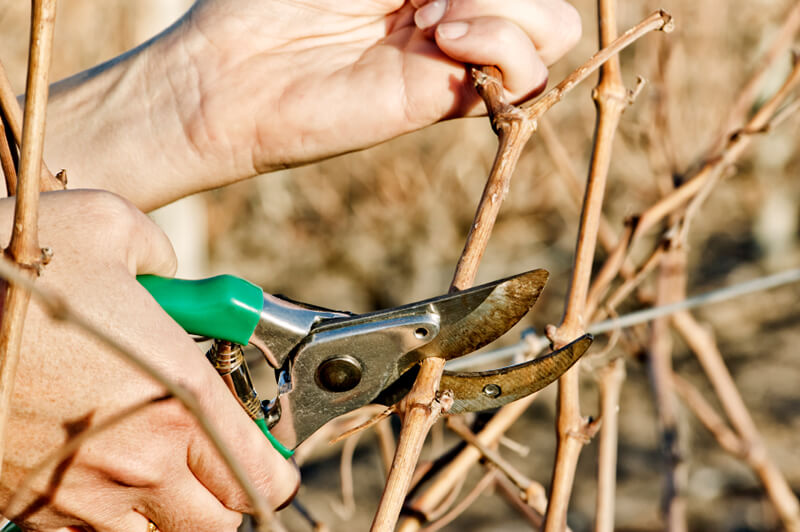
82, 190, 142, 233
490, 18, 525, 49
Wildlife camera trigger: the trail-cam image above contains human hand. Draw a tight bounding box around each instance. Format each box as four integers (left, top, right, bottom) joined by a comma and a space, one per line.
45, 0, 581, 210
175, 0, 581, 176
0, 191, 298, 531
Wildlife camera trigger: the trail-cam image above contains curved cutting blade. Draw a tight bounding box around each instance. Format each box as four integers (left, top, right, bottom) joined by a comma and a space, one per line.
415, 268, 549, 361
441, 335, 593, 414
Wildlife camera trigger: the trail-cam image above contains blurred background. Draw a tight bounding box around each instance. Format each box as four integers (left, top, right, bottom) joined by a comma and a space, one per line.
2, 0, 800, 530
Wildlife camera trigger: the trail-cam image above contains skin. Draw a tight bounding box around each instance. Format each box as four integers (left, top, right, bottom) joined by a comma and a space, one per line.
43, 0, 581, 211
0, 192, 297, 532
2, 0, 582, 529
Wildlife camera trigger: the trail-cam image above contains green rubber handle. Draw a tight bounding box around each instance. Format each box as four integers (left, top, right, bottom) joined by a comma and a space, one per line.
138, 274, 264, 346
256, 418, 294, 459
138, 275, 293, 458
1, 523, 20, 532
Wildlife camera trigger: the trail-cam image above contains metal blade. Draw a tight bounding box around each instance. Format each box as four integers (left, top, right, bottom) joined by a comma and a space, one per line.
441, 335, 593, 414
416, 269, 549, 361
311, 269, 548, 346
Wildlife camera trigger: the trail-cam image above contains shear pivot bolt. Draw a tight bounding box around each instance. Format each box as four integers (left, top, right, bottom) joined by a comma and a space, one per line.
482, 383, 501, 398
317, 355, 363, 393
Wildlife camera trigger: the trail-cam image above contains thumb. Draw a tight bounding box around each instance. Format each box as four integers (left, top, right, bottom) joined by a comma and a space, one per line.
126, 205, 178, 277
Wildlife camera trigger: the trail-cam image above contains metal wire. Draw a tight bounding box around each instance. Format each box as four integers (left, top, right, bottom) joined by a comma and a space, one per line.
446, 267, 800, 371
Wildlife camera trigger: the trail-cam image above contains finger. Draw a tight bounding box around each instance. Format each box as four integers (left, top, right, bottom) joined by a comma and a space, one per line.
143, 476, 242, 532
434, 16, 549, 101
82, 510, 151, 532
186, 372, 300, 512
415, 0, 582, 65
125, 204, 178, 277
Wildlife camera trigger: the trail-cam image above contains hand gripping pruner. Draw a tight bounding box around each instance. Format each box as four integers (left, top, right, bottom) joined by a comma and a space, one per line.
138, 269, 592, 458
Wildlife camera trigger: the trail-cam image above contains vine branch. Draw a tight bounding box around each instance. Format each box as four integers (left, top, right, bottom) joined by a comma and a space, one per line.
0, 0, 58, 485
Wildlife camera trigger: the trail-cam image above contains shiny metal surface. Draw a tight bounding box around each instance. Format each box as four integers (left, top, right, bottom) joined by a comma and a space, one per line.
266, 269, 550, 449
267, 313, 441, 449
441, 335, 593, 414
249, 293, 344, 368
208, 341, 264, 420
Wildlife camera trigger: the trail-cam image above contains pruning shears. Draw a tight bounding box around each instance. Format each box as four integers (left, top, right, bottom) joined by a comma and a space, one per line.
138, 269, 592, 458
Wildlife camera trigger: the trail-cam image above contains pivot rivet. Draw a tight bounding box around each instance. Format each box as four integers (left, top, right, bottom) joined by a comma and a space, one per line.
482, 383, 502, 398
317, 355, 363, 393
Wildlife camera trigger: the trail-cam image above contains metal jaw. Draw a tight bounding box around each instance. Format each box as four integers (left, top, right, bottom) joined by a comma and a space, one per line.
265, 311, 441, 449
207, 269, 592, 453
441, 334, 593, 413
248, 293, 345, 368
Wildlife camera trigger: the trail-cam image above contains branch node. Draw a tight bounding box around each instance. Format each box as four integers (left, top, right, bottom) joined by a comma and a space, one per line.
40, 246, 53, 266
436, 389, 454, 414
628, 77, 648, 105
55, 168, 67, 186
658, 11, 675, 33
567, 416, 601, 444
3, 248, 45, 276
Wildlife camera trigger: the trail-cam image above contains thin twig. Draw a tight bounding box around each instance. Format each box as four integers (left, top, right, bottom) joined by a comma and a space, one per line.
419, 470, 496, 532
679, 54, 800, 243
446, 418, 533, 495
648, 242, 688, 532
543, 2, 634, 529
0, 0, 57, 485
538, 116, 627, 265
375, 416, 396, 478
396, 395, 537, 532
494, 475, 545, 530
6, 395, 171, 514
0, 110, 17, 193
593, 240, 666, 323
584, 54, 800, 317
711, 2, 800, 152
0, 57, 61, 193
670, 373, 746, 458
332, 431, 362, 519
672, 312, 800, 531
421, 473, 466, 523
0, 58, 24, 152
379, 12, 673, 531
594, 357, 625, 532
584, 223, 634, 318
523, 10, 673, 121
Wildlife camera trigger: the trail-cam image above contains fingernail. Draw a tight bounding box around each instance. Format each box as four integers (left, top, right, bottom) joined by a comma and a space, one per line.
436, 21, 469, 40
414, 0, 447, 30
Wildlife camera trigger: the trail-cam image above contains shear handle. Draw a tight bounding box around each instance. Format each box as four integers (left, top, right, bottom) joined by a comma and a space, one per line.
138, 274, 263, 345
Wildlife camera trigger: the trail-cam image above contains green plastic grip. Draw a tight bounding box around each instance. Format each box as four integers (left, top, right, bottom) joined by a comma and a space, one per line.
138, 274, 294, 458
256, 418, 294, 459
138, 274, 264, 346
